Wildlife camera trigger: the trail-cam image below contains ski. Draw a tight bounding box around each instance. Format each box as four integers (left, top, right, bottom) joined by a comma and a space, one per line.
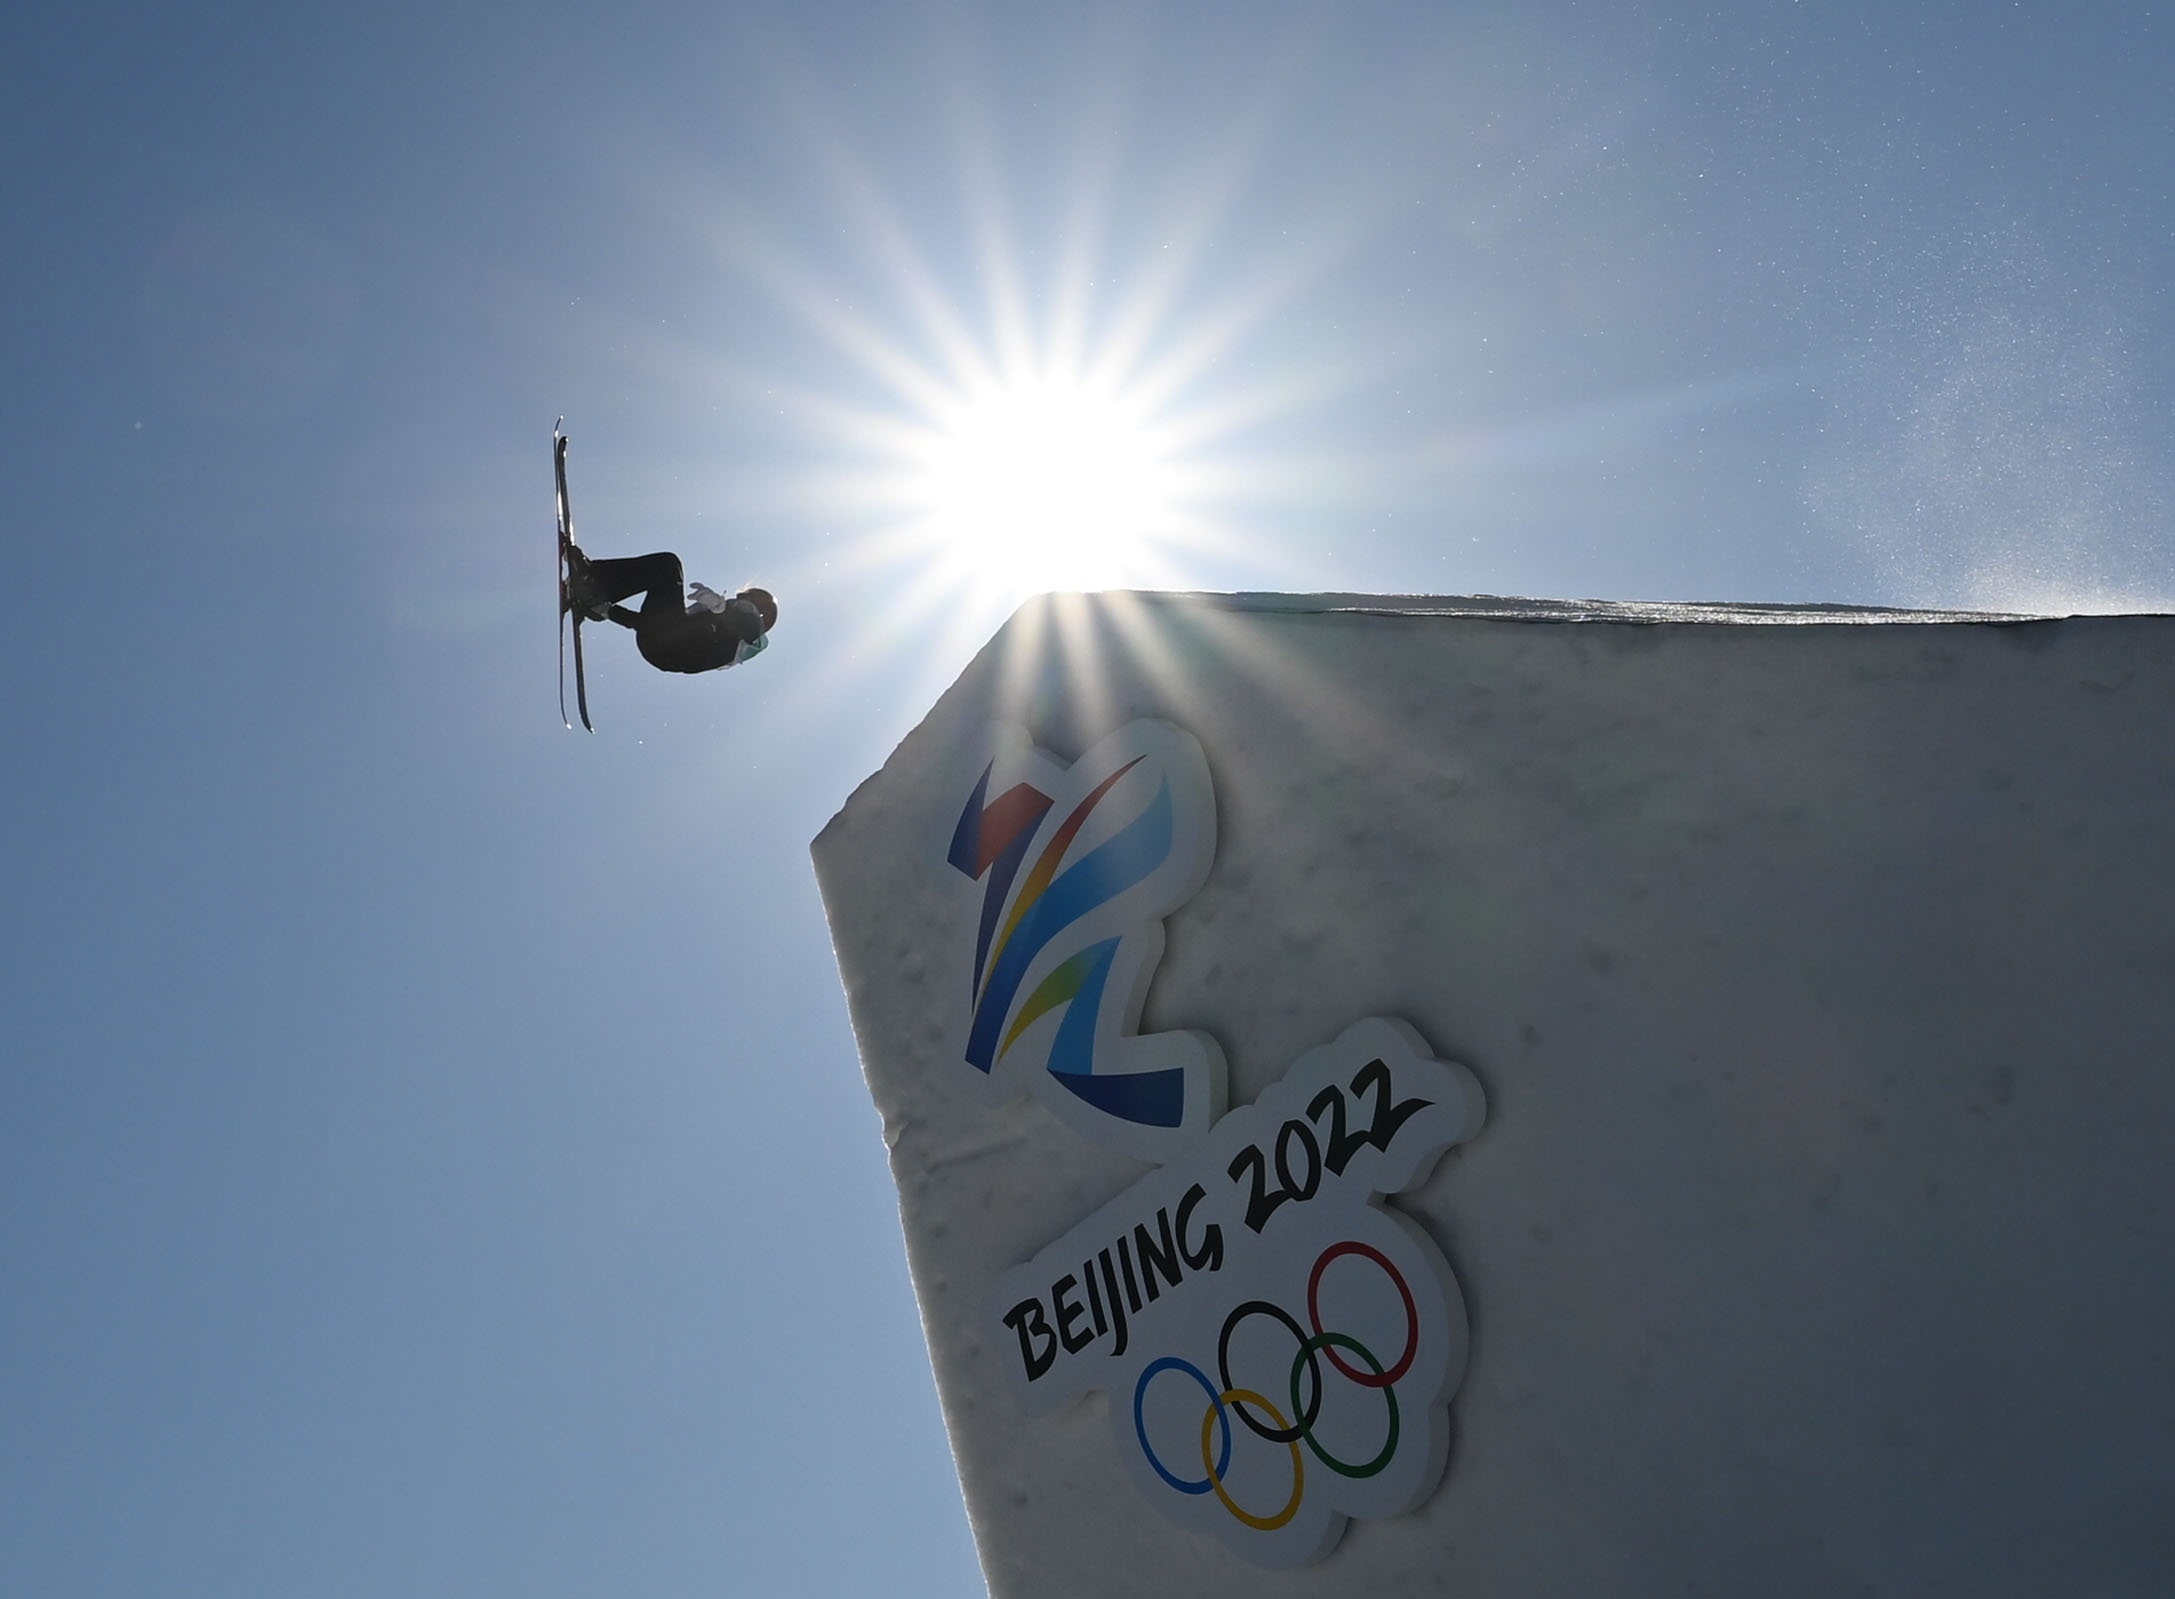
554, 420, 592, 732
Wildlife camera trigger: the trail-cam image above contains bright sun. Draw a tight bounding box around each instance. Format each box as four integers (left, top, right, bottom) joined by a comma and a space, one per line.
693, 133, 1310, 641
912, 373, 1174, 598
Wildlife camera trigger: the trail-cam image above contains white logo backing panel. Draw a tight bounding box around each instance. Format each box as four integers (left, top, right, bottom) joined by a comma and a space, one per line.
940, 720, 1484, 1567
987, 1018, 1485, 1568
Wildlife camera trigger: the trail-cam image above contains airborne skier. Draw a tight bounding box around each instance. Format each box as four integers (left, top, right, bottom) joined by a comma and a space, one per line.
567, 551, 776, 675
555, 422, 775, 729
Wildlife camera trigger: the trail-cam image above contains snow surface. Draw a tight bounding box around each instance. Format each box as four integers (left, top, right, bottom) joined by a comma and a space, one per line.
813, 592, 2175, 1598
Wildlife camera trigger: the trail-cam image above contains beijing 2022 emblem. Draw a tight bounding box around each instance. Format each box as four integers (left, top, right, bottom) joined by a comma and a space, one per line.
945, 720, 1226, 1163
944, 721, 1486, 1568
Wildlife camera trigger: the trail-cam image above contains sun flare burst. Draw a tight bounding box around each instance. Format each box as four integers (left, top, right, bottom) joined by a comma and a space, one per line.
675, 156, 1322, 634
643, 107, 1354, 719
910, 370, 1177, 599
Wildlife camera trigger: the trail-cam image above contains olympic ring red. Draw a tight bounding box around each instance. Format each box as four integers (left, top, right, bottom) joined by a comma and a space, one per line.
1306, 1239, 1418, 1386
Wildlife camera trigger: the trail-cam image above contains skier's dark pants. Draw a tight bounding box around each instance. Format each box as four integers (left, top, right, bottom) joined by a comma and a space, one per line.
582, 552, 752, 675
585, 551, 687, 620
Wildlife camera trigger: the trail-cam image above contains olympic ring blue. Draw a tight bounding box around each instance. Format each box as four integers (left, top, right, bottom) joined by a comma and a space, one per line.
1134, 1356, 1232, 1495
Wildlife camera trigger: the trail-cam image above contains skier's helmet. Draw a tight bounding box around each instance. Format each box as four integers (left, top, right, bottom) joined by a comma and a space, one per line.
740, 587, 778, 632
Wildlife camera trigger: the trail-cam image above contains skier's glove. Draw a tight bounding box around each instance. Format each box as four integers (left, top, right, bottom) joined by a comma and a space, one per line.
687, 581, 730, 614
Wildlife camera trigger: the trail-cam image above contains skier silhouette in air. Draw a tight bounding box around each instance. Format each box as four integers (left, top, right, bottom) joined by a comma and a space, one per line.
567, 548, 776, 675
552, 422, 773, 730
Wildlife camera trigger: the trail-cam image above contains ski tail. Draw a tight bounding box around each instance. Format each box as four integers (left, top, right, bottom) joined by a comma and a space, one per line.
571, 615, 591, 731
554, 419, 592, 730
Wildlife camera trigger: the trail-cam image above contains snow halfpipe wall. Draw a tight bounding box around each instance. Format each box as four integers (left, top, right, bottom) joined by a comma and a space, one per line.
812, 593, 2175, 1598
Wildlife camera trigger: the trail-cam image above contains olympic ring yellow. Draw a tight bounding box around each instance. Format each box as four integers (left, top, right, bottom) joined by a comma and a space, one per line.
1201, 1388, 1304, 1532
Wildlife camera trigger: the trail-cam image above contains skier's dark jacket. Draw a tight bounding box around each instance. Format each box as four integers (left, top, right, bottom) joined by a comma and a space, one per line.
634, 598, 770, 675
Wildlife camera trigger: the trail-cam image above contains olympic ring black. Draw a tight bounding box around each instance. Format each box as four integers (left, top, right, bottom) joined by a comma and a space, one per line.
1217, 1300, 1323, 1445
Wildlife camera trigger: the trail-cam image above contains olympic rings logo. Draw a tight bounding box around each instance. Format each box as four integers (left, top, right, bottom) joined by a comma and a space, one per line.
1129, 1240, 1416, 1532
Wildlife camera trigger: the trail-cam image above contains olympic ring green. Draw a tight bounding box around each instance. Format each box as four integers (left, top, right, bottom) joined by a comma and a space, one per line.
1288, 1332, 1399, 1479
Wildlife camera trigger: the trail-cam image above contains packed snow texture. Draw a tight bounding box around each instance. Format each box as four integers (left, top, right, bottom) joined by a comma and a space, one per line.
812, 593, 2175, 1598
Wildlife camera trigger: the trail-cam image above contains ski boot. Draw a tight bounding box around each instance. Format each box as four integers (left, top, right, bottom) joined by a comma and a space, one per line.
564, 545, 613, 623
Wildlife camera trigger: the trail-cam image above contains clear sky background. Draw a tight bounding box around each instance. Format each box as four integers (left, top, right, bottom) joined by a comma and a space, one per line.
4, 3, 2170, 1595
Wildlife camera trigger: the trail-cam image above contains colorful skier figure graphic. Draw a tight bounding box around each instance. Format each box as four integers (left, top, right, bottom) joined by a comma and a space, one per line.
946, 722, 1226, 1162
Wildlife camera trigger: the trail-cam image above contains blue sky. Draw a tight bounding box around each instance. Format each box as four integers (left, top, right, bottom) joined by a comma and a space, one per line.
4, 3, 2169, 1594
